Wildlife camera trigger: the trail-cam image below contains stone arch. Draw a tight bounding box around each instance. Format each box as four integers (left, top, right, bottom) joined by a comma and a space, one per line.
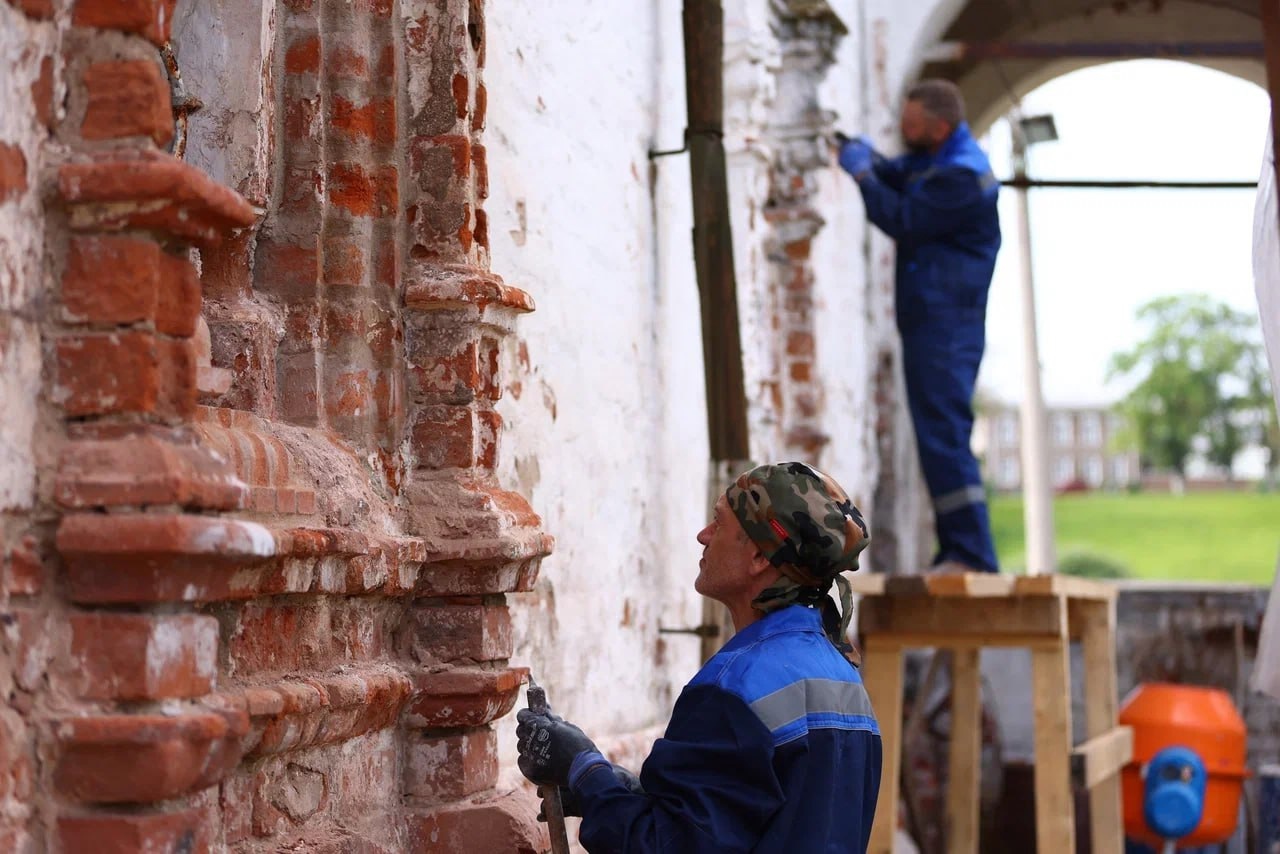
907, 0, 1263, 134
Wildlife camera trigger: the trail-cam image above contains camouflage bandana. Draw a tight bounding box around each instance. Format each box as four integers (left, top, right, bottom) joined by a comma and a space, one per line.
726, 462, 870, 666
725, 462, 870, 586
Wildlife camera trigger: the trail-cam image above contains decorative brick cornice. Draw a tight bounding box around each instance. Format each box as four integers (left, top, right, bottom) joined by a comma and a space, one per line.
54, 705, 248, 803
58, 149, 257, 244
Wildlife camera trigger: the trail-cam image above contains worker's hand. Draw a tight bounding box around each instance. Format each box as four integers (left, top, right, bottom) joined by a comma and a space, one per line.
537, 766, 644, 821
516, 708, 599, 787
838, 137, 873, 179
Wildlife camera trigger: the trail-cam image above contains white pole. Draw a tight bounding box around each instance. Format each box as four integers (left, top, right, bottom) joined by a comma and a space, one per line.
1011, 120, 1057, 575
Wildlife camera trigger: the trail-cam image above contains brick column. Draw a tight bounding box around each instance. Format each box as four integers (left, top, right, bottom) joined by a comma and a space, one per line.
764, 3, 846, 461
38, 0, 256, 847
399, 0, 551, 849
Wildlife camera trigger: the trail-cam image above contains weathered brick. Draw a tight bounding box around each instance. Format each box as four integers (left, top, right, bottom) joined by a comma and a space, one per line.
472, 83, 487, 132
70, 613, 218, 700
406, 792, 545, 854
72, 0, 179, 45
404, 666, 525, 728
56, 434, 246, 510
33, 56, 54, 129
255, 240, 319, 297
55, 710, 246, 803
786, 330, 814, 357
0, 143, 29, 204
404, 601, 511, 664
404, 729, 496, 801
328, 163, 397, 217
57, 513, 277, 604
59, 807, 211, 854
55, 332, 195, 419
284, 33, 320, 74
60, 236, 202, 333
59, 149, 257, 245
245, 670, 412, 759
411, 405, 476, 469
6, 533, 43, 595
10, 0, 53, 19
81, 60, 174, 147
330, 96, 396, 146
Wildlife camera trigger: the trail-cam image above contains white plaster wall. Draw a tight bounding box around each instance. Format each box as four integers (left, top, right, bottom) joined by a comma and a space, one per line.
490, 0, 952, 774
173, 0, 276, 207
0, 6, 53, 513
488, 0, 708, 771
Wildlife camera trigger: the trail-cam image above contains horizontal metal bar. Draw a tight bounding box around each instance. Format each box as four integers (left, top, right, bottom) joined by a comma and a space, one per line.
1001, 178, 1257, 190
925, 40, 1264, 62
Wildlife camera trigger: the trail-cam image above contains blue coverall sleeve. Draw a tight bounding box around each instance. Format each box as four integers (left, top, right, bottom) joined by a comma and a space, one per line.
570, 685, 784, 853
857, 165, 988, 243
870, 153, 909, 191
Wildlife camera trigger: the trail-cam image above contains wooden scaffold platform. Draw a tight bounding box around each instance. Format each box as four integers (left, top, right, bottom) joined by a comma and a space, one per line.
849, 572, 1133, 854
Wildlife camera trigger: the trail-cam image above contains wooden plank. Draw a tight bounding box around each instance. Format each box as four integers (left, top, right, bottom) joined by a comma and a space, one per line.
1071, 726, 1133, 790
946, 648, 982, 854
862, 639, 904, 854
1014, 573, 1117, 602
859, 633, 1066, 650
1032, 637, 1076, 854
1076, 599, 1125, 854
844, 573, 887, 596
887, 572, 1017, 598
858, 595, 1064, 639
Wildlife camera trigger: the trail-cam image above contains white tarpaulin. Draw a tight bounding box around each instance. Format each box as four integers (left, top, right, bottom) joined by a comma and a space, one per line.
1250, 126, 1280, 701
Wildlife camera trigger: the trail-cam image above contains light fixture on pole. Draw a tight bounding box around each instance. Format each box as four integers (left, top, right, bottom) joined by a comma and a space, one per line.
1011, 110, 1057, 575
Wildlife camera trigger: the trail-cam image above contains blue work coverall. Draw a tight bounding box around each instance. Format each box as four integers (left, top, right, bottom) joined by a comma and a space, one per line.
565, 605, 882, 853
855, 122, 1002, 571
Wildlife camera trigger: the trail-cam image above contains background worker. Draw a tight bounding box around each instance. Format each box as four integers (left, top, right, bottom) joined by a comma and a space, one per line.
516, 462, 882, 853
838, 79, 1003, 573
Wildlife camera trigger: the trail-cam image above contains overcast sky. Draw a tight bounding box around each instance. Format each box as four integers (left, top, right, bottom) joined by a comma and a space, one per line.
976, 60, 1270, 407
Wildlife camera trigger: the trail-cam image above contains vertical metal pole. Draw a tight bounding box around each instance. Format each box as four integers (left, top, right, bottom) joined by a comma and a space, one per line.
681, 0, 752, 658
1011, 120, 1056, 575
682, 0, 750, 464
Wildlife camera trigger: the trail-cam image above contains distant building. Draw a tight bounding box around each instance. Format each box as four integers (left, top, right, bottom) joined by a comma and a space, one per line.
974, 404, 1141, 492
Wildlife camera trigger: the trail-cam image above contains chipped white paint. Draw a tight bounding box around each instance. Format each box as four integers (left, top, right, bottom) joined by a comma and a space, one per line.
487, 0, 951, 774
191, 519, 277, 557
145, 618, 217, 693
0, 4, 51, 514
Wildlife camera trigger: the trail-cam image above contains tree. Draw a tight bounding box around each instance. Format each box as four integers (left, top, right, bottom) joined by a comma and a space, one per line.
1107, 294, 1265, 481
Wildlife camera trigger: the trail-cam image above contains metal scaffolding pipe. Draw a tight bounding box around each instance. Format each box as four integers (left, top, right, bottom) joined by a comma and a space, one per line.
924, 40, 1264, 63
1001, 178, 1257, 190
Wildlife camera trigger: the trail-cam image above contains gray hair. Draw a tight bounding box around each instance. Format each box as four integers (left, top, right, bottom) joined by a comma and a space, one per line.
906, 79, 966, 128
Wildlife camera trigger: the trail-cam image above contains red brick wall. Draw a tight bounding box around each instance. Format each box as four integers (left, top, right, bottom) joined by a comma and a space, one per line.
1, 0, 550, 849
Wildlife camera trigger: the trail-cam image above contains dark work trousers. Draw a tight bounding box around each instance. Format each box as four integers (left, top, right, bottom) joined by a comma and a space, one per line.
901, 313, 998, 572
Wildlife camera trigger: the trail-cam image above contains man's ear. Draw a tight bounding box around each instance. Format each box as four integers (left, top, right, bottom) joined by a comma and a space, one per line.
749, 548, 775, 579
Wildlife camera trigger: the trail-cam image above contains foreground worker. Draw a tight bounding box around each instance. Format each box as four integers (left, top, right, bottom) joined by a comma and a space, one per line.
838, 79, 1002, 573
516, 462, 882, 852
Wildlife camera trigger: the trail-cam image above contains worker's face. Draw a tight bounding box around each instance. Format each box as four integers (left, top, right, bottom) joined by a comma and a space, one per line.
900, 99, 952, 153
694, 496, 759, 601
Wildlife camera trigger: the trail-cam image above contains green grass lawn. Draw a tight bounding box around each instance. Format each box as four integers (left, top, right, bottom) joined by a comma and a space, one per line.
989, 491, 1280, 584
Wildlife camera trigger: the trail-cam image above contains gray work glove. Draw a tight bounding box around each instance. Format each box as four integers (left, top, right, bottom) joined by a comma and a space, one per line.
516, 708, 598, 788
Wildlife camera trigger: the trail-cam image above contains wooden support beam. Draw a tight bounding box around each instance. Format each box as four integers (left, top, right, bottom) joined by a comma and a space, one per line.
1071, 726, 1134, 790
946, 649, 982, 854
1032, 637, 1076, 853
862, 640, 903, 854
1076, 599, 1125, 854
858, 594, 1064, 640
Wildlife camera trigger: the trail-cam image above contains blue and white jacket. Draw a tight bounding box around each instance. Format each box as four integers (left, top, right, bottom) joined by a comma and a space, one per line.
568, 605, 882, 853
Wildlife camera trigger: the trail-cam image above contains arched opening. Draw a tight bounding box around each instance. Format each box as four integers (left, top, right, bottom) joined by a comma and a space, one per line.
915, 0, 1263, 135
972, 59, 1271, 582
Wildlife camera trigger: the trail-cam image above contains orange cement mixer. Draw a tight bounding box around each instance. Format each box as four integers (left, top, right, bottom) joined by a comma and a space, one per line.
1119, 683, 1249, 849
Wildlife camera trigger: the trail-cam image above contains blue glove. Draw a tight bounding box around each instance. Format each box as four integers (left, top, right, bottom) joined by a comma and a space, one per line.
838, 137, 874, 178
